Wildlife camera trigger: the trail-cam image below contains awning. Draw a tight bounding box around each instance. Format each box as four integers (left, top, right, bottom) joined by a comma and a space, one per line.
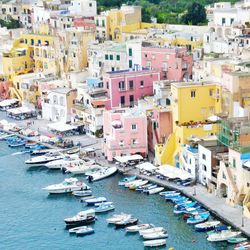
156, 165, 193, 181
48, 122, 77, 132
136, 162, 158, 172
114, 154, 143, 163
91, 100, 105, 108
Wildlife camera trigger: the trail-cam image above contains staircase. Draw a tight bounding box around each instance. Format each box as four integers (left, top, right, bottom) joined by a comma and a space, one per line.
10, 85, 22, 101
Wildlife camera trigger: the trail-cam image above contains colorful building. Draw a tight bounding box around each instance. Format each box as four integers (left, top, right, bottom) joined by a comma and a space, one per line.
103, 109, 148, 161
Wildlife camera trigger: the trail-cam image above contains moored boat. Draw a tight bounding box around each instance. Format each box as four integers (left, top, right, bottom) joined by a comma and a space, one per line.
85, 197, 107, 206
195, 221, 221, 232
234, 241, 250, 250
106, 213, 132, 224
139, 227, 165, 236
72, 190, 92, 197
142, 232, 168, 240
146, 187, 164, 195
143, 239, 166, 247
227, 237, 247, 244
126, 224, 152, 233
45, 155, 82, 169
207, 230, 241, 242
159, 191, 179, 197
25, 152, 64, 165
115, 217, 138, 229
68, 226, 88, 234
87, 166, 117, 182
118, 176, 137, 186
94, 202, 115, 213
75, 226, 94, 236
187, 212, 210, 224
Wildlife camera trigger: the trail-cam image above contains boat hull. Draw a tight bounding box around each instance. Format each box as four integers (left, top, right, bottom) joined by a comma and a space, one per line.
65, 216, 95, 228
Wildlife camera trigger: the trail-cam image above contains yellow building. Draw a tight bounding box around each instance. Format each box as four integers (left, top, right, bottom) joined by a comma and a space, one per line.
155, 81, 222, 166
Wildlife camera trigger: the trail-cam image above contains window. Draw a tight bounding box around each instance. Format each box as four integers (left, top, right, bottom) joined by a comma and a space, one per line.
129, 60, 132, 68
233, 158, 236, 168
132, 124, 137, 130
209, 89, 213, 96
119, 81, 125, 90
166, 98, 171, 105
96, 20, 99, 26
119, 140, 124, 146
191, 90, 196, 98
102, 20, 105, 27
202, 154, 206, 160
128, 48, 132, 56
247, 183, 250, 188
222, 17, 226, 25
132, 139, 138, 144
98, 61, 102, 67
116, 55, 120, 61
129, 95, 134, 106
203, 165, 207, 171
120, 96, 125, 106
111, 67, 115, 72
223, 172, 226, 179
105, 54, 108, 60
110, 55, 113, 60
129, 80, 134, 90
89, 3, 92, 7
106, 82, 109, 89
145, 53, 147, 58
140, 81, 144, 87
230, 18, 234, 24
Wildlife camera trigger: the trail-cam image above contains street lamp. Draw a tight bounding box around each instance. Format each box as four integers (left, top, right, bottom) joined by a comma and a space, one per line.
242, 205, 244, 227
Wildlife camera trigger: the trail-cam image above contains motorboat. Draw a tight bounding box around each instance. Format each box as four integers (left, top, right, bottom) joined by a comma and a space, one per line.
86, 166, 117, 182
64, 209, 96, 227
75, 226, 94, 236
160, 191, 179, 197
66, 147, 80, 155
136, 183, 154, 192
42, 178, 89, 194
68, 226, 88, 234
206, 225, 231, 235
227, 237, 247, 244
8, 140, 26, 147
30, 148, 58, 156
126, 224, 152, 233
25, 152, 64, 165
142, 184, 158, 192
128, 180, 148, 190
187, 212, 210, 224
164, 192, 181, 200
118, 176, 137, 186
80, 196, 96, 202
45, 155, 82, 169
124, 179, 143, 188
234, 241, 250, 250
72, 190, 92, 197
174, 202, 200, 214
94, 202, 115, 213
195, 221, 221, 232
85, 197, 107, 206
115, 217, 138, 229
143, 239, 166, 247
63, 160, 96, 174
142, 232, 168, 240
106, 213, 132, 224
207, 230, 241, 242
146, 187, 164, 195
139, 227, 165, 236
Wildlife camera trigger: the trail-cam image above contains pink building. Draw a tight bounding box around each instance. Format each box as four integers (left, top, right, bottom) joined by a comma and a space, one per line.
103, 109, 148, 161
141, 46, 193, 80
74, 17, 96, 31
103, 69, 160, 109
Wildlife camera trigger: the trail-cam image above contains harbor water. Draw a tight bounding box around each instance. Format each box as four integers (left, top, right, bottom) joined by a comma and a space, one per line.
0, 141, 234, 250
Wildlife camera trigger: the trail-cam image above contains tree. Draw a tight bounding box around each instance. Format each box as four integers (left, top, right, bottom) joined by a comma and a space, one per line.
181, 2, 207, 25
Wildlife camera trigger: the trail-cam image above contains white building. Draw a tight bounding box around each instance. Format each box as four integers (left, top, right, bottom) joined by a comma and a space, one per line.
69, 0, 97, 17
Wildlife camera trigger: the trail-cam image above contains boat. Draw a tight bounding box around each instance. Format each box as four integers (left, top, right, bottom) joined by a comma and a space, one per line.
115, 217, 138, 229
106, 213, 132, 224
142, 184, 158, 192
118, 176, 137, 186
164, 192, 181, 200
124, 179, 143, 188
187, 212, 210, 224
86, 166, 117, 182
85, 197, 107, 206
234, 241, 250, 250
159, 191, 179, 197
25, 152, 64, 165
207, 230, 241, 242
94, 202, 115, 213
139, 227, 165, 236
143, 239, 167, 247
227, 237, 247, 244
195, 221, 221, 232
80, 196, 96, 202
8, 140, 26, 147
45, 155, 82, 169
128, 180, 148, 190
126, 224, 152, 233
64, 209, 96, 227
146, 187, 164, 195
65, 163, 100, 175
25, 142, 39, 149
142, 232, 168, 240
75, 226, 94, 236
66, 147, 80, 155
42, 178, 89, 194
207, 225, 231, 235
68, 226, 88, 234
30, 148, 58, 156
136, 183, 154, 192
72, 190, 92, 197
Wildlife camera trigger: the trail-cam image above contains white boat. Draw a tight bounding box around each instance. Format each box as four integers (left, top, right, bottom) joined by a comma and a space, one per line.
106, 213, 132, 224
207, 230, 241, 242
146, 187, 165, 195
75, 226, 94, 236
42, 178, 89, 194
124, 179, 143, 188
143, 232, 168, 240
45, 155, 82, 169
66, 163, 100, 175
69, 226, 88, 234
72, 190, 92, 197
85, 197, 107, 205
86, 166, 117, 182
159, 191, 179, 197
64, 209, 95, 227
126, 224, 152, 233
143, 239, 167, 247
128, 180, 148, 190
25, 152, 64, 165
139, 227, 165, 236
195, 221, 221, 232
94, 203, 115, 213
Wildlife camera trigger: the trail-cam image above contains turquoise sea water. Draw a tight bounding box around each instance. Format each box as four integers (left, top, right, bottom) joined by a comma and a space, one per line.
0, 141, 234, 250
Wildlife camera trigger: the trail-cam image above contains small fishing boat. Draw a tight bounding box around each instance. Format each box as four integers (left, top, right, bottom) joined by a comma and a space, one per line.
66, 147, 80, 155
136, 183, 154, 192
80, 196, 96, 202
85, 197, 107, 206
72, 190, 92, 197
118, 176, 137, 186
25, 142, 39, 149
207, 230, 241, 242
124, 179, 143, 188
42, 178, 89, 194
94, 202, 115, 213
128, 180, 148, 190
126, 224, 152, 233
142, 232, 168, 240
143, 239, 166, 247
195, 221, 221, 232
159, 191, 179, 197
69, 226, 88, 234
106, 213, 132, 224
207, 225, 231, 235
227, 237, 247, 244
115, 217, 138, 229
64, 209, 96, 227
164, 192, 181, 200
8, 140, 26, 147
87, 166, 117, 182
187, 212, 210, 224
25, 152, 64, 165
75, 226, 94, 236
146, 187, 164, 195
142, 184, 158, 192
139, 227, 165, 236
234, 241, 250, 250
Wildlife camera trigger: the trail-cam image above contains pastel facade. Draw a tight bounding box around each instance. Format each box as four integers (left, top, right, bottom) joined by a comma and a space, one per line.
103, 69, 160, 109
69, 0, 97, 17
103, 109, 148, 161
